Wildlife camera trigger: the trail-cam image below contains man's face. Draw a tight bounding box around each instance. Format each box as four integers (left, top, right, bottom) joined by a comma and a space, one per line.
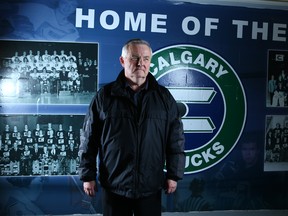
241, 142, 258, 167
120, 44, 151, 86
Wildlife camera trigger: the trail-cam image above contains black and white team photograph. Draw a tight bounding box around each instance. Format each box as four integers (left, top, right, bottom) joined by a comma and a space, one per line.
264, 115, 288, 171
0, 114, 84, 176
0, 40, 98, 105
267, 50, 288, 107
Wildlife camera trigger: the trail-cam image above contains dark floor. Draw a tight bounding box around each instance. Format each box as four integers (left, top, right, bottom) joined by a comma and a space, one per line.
62, 210, 288, 216
162, 210, 288, 216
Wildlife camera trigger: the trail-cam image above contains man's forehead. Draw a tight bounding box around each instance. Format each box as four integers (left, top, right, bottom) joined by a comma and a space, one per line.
129, 48, 151, 56
130, 53, 151, 57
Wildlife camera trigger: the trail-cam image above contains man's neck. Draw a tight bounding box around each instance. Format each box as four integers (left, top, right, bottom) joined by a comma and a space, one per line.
126, 78, 148, 92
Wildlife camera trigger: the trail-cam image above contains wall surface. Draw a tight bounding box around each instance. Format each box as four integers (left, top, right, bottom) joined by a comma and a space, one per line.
0, 0, 288, 215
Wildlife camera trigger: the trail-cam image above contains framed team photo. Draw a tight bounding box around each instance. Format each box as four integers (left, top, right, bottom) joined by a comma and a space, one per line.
264, 115, 288, 171
266, 50, 288, 107
0, 114, 84, 176
0, 40, 98, 105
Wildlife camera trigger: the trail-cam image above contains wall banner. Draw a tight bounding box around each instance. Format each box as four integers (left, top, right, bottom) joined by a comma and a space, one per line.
0, 0, 288, 214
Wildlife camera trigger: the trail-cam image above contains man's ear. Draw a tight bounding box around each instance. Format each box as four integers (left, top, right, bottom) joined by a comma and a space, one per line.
119, 56, 124, 66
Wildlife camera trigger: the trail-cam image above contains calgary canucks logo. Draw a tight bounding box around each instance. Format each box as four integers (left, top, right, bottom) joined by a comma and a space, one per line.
150, 44, 247, 174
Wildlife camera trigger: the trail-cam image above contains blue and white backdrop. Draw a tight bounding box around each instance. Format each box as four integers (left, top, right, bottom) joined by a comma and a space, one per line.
0, 0, 288, 214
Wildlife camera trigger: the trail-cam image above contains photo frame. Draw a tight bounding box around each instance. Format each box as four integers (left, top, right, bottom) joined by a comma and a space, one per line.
0, 114, 84, 176
264, 115, 288, 171
266, 50, 288, 107
0, 40, 99, 105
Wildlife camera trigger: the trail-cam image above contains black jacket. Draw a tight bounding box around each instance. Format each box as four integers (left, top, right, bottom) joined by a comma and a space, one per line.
78, 70, 185, 199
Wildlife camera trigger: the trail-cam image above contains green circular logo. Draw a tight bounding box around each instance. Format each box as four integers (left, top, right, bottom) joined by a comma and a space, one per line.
150, 44, 247, 174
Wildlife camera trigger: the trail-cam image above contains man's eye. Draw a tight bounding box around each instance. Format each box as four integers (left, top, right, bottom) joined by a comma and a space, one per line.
131, 57, 138, 61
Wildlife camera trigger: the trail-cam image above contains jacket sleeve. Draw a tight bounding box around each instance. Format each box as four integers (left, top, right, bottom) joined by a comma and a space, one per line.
165, 90, 186, 181
78, 90, 103, 182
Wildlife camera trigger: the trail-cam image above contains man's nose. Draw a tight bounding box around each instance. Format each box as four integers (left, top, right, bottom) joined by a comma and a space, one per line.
137, 58, 143, 66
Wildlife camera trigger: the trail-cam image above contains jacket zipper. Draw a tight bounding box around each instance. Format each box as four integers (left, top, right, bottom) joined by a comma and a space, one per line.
134, 96, 142, 198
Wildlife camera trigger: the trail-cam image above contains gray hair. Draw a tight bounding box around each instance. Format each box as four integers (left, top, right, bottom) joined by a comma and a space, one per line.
121, 39, 152, 57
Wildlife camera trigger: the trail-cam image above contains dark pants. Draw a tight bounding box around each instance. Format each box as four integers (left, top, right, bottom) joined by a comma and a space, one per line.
102, 189, 162, 216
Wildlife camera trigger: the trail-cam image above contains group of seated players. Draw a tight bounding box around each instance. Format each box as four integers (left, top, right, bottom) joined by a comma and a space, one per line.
0, 49, 97, 96
0, 123, 80, 176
